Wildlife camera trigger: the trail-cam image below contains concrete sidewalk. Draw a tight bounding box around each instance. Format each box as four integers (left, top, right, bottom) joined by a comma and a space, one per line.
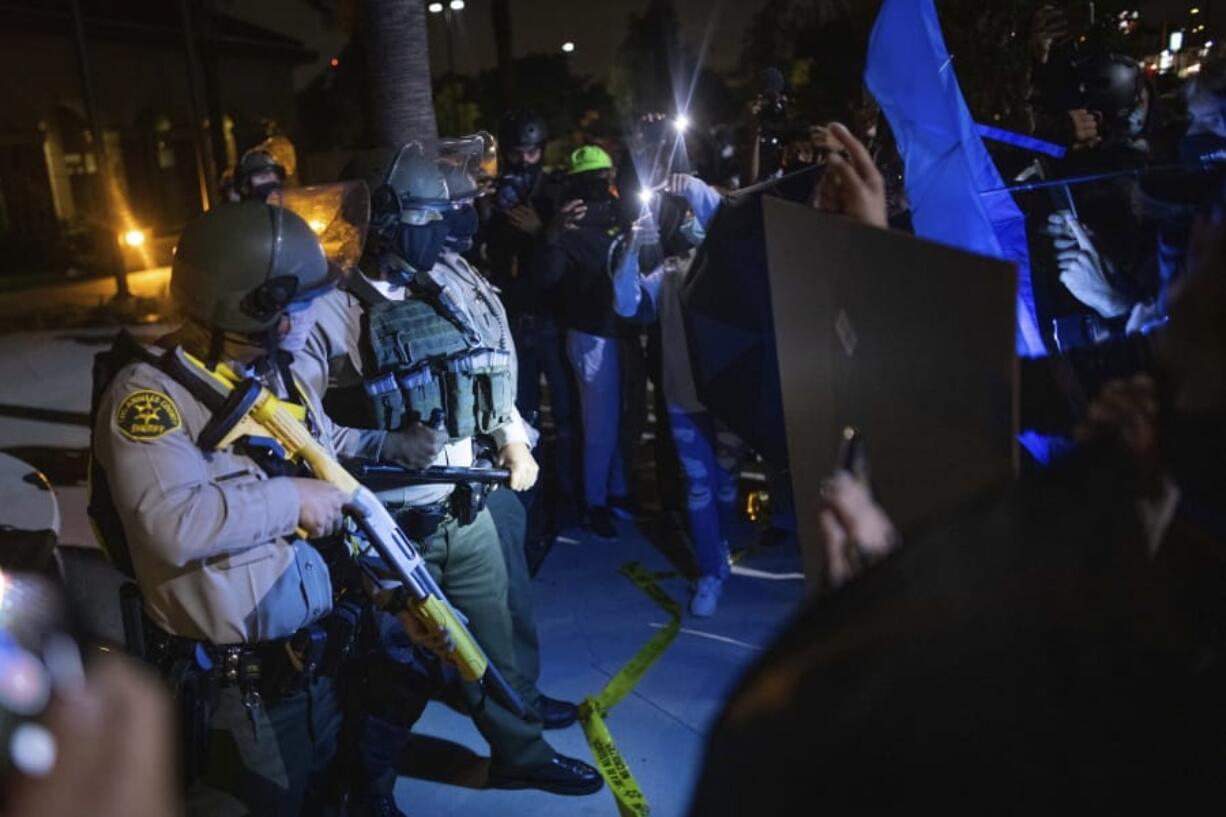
0, 326, 806, 817
393, 523, 803, 817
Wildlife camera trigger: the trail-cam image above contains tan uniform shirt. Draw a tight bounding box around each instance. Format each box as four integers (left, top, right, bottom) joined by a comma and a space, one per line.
94, 346, 385, 644
297, 250, 529, 508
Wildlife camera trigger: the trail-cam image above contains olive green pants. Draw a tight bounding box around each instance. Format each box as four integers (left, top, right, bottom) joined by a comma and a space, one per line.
486, 487, 542, 692
186, 676, 341, 817
420, 506, 555, 773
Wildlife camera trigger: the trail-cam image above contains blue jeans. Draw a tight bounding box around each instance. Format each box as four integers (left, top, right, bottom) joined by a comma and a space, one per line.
566, 329, 628, 509
668, 406, 741, 579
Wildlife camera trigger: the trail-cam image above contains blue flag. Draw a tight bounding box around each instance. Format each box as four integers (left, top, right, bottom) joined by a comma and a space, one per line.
865, 0, 1045, 357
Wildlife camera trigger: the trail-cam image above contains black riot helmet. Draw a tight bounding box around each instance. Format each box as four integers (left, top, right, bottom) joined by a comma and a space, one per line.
171, 201, 333, 335
232, 136, 297, 202
499, 111, 547, 166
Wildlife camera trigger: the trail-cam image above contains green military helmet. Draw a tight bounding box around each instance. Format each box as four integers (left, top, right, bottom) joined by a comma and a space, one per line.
171, 201, 333, 335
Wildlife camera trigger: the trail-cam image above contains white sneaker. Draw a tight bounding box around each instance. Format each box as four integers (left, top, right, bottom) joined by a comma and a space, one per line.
689, 576, 723, 618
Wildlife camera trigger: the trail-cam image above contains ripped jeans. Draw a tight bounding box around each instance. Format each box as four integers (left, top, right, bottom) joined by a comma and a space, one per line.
667, 405, 743, 579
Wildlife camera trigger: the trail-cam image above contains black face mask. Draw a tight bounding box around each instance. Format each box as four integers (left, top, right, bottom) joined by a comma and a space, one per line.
394, 220, 451, 275
565, 174, 614, 205
444, 205, 479, 252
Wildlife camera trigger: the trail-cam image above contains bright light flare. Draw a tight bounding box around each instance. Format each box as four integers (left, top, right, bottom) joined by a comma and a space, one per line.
637, 189, 654, 205
428, 2, 443, 12
121, 229, 147, 248
308, 219, 327, 234
562, 41, 575, 53
673, 114, 690, 133
449, 0, 465, 9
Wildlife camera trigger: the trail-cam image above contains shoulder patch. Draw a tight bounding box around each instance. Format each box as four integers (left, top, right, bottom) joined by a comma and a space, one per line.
115, 390, 182, 442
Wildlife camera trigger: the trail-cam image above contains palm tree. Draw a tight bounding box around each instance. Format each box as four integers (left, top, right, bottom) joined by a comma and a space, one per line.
364, 0, 437, 146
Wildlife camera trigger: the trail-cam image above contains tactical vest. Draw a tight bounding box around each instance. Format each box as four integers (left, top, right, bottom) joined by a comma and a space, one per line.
359, 295, 515, 440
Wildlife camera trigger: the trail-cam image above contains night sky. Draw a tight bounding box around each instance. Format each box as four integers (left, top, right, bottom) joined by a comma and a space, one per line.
219, 0, 1218, 93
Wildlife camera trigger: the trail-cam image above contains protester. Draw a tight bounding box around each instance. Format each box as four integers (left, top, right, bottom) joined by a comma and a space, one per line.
479, 112, 582, 537
611, 168, 743, 616
535, 145, 635, 541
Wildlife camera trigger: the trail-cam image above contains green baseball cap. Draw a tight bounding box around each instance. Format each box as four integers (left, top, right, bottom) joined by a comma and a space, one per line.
568, 145, 613, 175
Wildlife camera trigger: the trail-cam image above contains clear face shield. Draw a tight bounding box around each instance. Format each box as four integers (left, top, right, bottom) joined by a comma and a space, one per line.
437, 131, 499, 199
267, 180, 371, 285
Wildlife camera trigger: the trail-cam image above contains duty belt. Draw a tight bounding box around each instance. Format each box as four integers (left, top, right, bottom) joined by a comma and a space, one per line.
144, 605, 360, 701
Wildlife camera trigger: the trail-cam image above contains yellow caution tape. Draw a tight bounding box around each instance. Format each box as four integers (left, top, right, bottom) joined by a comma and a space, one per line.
579, 562, 684, 816
579, 704, 650, 817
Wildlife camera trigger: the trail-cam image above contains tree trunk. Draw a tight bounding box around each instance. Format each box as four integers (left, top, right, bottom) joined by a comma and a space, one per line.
491, 0, 513, 108
364, 0, 437, 147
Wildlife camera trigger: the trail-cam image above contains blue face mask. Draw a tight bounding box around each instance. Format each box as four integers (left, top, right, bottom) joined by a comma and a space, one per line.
395, 220, 451, 274
445, 205, 480, 252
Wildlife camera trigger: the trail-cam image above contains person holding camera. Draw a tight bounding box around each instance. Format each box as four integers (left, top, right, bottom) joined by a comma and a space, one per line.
535, 145, 635, 540
481, 111, 582, 535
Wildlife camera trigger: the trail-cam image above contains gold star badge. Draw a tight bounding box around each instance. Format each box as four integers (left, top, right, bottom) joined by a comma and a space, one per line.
115, 390, 182, 442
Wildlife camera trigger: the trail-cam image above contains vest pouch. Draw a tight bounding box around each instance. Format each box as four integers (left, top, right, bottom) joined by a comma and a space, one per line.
365, 372, 408, 431
363, 299, 481, 433
477, 369, 516, 435
398, 365, 446, 430
461, 349, 515, 435
442, 368, 477, 440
